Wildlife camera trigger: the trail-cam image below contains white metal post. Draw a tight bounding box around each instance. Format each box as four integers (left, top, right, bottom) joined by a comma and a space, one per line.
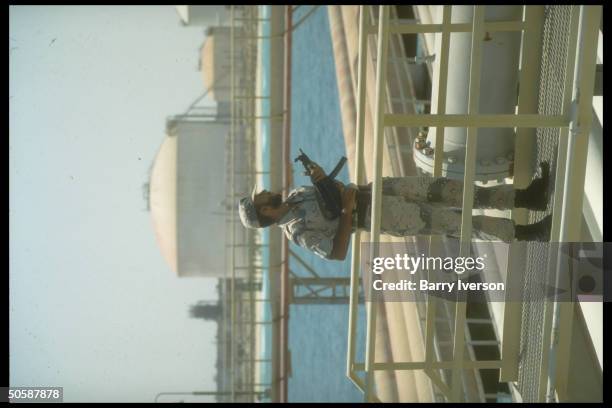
451, 5, 485, 402
347, 4, 368, 394
423, 5, 453, 400
500, 5, 544, 384
385, 113, 568, 128
364, 5, 390, 402
230, 5, 236, 402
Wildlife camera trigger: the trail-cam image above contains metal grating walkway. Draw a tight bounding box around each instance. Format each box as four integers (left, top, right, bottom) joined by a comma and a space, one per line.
516, 5, 575, 402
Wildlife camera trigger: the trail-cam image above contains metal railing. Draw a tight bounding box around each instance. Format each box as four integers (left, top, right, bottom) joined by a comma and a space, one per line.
224, 5, 324, 402
345, 5, 601, 403
223, 5, 273, 402
545, 6, 601, 402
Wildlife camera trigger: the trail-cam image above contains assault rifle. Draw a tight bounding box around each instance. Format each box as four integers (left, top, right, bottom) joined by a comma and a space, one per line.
294, 149, 347, 220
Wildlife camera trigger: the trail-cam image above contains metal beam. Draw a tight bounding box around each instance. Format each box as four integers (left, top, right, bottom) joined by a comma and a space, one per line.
289, 249, 321, 278
354, 360, 504, 371
384, 113, 568, 128
365, 5, 390, 402
552, 5, 602, 402
365, 20, 525, 35
347, 4, 369, 394
451, 6, 485, 402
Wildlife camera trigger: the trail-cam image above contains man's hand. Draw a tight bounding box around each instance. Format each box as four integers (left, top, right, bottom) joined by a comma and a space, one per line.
309, 163, 327, 182
334, 180, 345, 193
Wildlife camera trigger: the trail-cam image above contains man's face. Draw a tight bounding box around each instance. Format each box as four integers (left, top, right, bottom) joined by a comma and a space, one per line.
254, 190, 282, 209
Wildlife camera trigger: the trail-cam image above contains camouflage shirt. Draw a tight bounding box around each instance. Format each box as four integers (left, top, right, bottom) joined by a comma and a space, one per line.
276, 186, 340, 259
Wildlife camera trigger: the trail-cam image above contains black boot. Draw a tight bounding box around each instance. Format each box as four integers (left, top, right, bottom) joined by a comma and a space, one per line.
514, 162, 550, 211
515, 214, 553, 241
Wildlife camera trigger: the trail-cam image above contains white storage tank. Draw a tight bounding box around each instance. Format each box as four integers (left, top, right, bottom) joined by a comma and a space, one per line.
175, 6, 230, 27
149, 118, 249, 277
200, 26, 245, 102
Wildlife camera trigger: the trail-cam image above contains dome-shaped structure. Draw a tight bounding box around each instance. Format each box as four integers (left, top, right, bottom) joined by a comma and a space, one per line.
148, 118, 249, 278
176, 6, 230, 27
201, 26, 243, 102
149, 136, 178, 273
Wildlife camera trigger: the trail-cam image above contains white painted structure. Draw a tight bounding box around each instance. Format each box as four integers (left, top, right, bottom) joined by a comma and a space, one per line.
149, 117, 249, 278
175, 6, 229, 27
414, 6, 523, 182
416, 4, 603, 377
200, 27, 243, 102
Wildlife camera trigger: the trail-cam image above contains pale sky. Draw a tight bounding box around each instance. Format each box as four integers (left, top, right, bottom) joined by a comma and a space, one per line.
9, 6, 221, 402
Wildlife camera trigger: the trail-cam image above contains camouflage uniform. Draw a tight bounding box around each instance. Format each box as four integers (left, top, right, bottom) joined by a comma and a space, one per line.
359, 176, 516, 242
276, 177, 516, 260
276, 186, 341, 259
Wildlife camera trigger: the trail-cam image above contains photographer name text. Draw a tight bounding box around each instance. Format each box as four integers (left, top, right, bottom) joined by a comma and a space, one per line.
372, 279, 505, 292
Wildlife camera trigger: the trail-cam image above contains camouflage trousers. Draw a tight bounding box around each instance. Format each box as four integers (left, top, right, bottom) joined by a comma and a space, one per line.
358, 176, 516, 242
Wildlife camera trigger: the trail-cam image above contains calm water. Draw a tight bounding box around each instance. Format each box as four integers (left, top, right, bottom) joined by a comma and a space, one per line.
258, 6, 368, 402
